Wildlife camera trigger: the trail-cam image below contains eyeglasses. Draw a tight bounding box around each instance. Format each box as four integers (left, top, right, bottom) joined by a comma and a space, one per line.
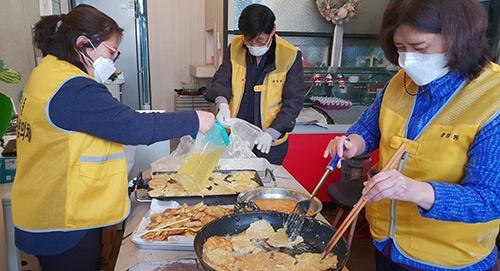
101, 41, 121, 63
243, 33, 272, 47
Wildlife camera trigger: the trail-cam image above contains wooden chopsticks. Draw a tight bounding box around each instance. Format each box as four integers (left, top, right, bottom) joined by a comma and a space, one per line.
321, 143, 407, 260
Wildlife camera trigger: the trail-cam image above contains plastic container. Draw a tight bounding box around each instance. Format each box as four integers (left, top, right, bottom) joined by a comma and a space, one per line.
177, 121, 230, 192
181, 81, 201, 92
340, 155, 372, 182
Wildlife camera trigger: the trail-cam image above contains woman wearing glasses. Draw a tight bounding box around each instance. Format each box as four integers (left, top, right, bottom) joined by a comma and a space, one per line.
11, 5, 215, 271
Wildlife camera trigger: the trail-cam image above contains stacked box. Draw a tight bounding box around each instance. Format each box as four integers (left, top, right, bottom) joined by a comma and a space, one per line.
0, 157, 16, 184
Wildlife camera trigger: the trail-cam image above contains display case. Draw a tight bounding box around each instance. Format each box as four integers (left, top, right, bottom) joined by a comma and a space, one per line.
303, 66, 396, 109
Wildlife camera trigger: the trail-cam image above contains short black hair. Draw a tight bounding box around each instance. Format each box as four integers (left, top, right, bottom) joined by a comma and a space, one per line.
238, 4, 275, 40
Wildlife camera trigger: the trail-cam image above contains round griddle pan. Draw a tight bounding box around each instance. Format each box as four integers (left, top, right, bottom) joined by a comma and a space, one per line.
193, 211, 349, 271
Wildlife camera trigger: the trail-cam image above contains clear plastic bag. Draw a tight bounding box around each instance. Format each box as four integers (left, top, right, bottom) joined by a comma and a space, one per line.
150, 135, 194, 172
222, 118, 262, 159
150, 118, 262, 173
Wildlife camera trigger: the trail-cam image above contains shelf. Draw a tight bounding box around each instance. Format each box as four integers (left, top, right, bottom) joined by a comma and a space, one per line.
303, 66, 397, 74
189, 64, 216, 78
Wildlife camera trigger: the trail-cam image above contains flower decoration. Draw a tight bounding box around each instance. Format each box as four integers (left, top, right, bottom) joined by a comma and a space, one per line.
316, 0, 360, 25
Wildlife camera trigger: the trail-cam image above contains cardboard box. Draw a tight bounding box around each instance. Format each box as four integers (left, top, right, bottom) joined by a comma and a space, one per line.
0, 157, 16, 184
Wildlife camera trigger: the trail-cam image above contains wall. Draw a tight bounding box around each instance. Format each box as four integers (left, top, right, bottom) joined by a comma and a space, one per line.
230, 0, 391, 35
0, 0, 39, 108
147, 0, 208, 112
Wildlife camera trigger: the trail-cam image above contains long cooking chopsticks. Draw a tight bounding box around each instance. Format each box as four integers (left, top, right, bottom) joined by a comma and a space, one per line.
321, 142, 407, 260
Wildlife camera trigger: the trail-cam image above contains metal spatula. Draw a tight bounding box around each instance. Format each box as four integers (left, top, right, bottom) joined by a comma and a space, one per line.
285, 153, 342, 241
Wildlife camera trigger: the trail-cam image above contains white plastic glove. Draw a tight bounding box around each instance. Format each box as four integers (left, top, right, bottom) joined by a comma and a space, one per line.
217, 103, 231, 127
254, 132, 273, 154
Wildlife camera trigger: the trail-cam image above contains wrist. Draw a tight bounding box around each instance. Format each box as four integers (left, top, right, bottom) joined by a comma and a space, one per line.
265, 128, 281, 141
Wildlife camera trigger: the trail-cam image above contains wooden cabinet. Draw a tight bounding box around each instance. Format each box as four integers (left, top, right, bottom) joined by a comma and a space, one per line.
204, 0, 224, 68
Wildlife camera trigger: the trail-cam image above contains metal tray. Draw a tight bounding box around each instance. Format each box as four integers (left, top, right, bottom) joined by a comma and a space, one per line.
131, 170, 264, 206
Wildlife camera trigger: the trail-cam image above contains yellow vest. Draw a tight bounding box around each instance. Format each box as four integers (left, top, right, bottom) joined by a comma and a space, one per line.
366, 64, 500, 267
12, 55, 129, 231
229, 34, 298, 145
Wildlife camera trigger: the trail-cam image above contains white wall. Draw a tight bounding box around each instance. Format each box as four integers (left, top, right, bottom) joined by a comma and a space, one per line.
0, 0, 39, 108
147, 0, 208, 112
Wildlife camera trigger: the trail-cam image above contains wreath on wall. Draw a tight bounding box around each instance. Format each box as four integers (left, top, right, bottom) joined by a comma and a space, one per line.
316, 0, 360, 25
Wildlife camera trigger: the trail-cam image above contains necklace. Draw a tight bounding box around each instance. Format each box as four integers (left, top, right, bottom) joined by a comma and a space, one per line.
404, 73, 427, 96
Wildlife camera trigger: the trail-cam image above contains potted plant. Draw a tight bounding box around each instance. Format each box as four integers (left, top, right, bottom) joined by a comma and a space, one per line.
0, 59, 21, 137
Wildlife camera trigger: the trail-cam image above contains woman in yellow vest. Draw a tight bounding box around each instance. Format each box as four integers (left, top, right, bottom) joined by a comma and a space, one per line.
324, 0, 500, 270
12, 5, 215, 271
204, 4, 306, 165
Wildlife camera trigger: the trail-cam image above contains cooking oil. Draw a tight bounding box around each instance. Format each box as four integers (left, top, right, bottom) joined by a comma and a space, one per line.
177, 121, 230, 192
177, 147, 226, 192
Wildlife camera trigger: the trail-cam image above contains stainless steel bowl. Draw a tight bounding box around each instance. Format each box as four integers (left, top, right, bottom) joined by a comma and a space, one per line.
236, 187, 323, 216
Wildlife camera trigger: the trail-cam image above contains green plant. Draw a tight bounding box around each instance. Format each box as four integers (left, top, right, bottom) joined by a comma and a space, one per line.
0, 59, 21, 84
0, 59, 19, 137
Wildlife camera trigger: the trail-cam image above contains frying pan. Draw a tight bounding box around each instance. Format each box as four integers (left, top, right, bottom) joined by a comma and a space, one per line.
193, 211, 349, 271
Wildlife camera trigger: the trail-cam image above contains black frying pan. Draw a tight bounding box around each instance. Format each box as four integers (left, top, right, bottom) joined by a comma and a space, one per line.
193, 211, 349, 271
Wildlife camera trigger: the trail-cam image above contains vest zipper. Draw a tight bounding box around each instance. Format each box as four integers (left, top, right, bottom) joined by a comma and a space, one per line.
389, 151, 409, 240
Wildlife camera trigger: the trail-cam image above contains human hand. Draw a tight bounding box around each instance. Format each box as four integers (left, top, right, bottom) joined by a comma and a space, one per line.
196, 110, 215, 134
216, 103, 231, 127
362, 169, 435, 210
254, 132, 273, 154
323, 136, 358, 167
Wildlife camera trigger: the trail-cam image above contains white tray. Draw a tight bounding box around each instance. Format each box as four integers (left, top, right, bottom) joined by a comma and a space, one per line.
131, 200, 195, 251
131, 200, 234, 251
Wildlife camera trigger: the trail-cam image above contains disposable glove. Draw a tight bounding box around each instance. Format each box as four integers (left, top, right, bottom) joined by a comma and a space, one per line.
216, 103, 231, 127
254, 132, 273, 154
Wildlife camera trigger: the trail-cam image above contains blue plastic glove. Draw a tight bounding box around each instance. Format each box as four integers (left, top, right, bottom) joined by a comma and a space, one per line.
216, 103, 231, 127
254, 132, 273, 154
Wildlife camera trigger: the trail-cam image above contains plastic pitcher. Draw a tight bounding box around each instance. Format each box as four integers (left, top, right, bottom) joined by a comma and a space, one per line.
177, 121, 230, 192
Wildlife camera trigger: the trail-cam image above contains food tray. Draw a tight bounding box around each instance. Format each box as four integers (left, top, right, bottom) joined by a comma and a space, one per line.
133, 170, 264, 205
215, 158, 273, 183
131, 201, 196, 250
131, 200, 233, 251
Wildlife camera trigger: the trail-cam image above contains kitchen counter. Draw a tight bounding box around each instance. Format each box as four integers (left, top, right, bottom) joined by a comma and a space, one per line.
291, 105, 367, 135
114, 165, 349, 271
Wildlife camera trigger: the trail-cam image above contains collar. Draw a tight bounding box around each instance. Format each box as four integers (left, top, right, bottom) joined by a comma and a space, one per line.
425, 70, 466, 99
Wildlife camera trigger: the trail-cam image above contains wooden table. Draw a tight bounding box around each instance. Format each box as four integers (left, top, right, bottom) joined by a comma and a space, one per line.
114, 165, 349, 271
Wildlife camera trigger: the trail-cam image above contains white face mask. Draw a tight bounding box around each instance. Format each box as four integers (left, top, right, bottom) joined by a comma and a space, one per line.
81, 38, 117, 83
398, 52, 449, 86
92, 57, 116, 83
246, 34, 273, 57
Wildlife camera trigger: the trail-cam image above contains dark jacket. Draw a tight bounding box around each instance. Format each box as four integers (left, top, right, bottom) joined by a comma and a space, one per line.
204, 36, 306, 135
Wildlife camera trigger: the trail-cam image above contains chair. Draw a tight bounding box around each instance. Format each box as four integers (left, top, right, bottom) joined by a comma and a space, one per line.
327, 155, 371, 248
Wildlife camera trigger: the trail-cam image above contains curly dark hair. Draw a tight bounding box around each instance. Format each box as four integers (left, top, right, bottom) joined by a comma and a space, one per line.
33, 4, 124, 70
380, 0, 490, 80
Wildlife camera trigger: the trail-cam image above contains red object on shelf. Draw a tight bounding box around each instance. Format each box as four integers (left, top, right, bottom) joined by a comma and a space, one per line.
283, 133, 379, 202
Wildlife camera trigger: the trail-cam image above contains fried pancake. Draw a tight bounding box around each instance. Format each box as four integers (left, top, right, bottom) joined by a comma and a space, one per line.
295, 252, 338, 270
230, 235, 257, 256
203, 236, 233, 251
243, 220, 275, 239
148, 171, 260, 198
269, 251, 296, 271
289, 261, 321, 271
234, 252, 271, 271
204, 248, 235, 267
266, 228, 304, 248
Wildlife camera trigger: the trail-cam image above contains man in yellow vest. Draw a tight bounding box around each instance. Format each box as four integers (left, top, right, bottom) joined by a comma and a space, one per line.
204, 4, 306, 165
